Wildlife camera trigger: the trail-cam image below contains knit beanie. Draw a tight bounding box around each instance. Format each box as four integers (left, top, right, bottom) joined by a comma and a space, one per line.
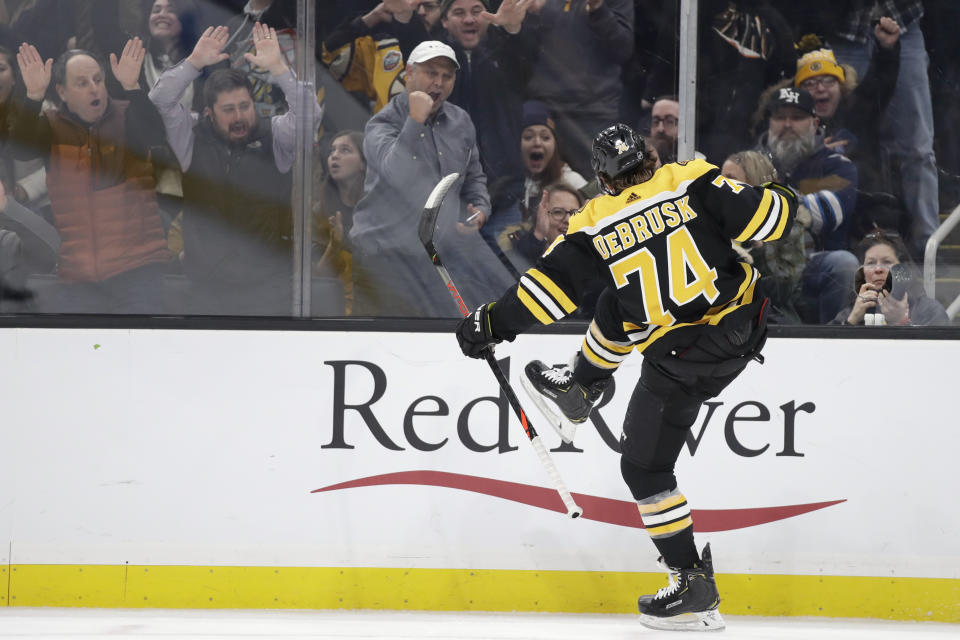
795, 49, 846, 87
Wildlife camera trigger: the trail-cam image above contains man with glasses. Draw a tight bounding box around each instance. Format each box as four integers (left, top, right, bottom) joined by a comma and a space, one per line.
649, 96, 678, 163
497, 182, 583, 275
647, 95, 703, 165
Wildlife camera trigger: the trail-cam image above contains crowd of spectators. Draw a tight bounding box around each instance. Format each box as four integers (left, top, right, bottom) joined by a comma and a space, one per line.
0, 0, 957, 325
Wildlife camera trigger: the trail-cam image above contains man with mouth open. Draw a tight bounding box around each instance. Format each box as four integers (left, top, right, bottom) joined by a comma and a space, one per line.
12, 38, 172, 313
348, 39, 515, 317
150, 23, 322, 315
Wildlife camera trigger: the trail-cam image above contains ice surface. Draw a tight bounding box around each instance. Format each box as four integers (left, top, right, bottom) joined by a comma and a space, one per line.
0, 608, 957, 639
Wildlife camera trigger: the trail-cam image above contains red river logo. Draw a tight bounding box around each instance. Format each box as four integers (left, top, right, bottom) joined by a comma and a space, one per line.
313, 470, 844, 530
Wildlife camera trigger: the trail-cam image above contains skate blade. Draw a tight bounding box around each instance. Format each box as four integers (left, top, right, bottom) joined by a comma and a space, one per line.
519, 374, 578, 443
638, 609, 725, 632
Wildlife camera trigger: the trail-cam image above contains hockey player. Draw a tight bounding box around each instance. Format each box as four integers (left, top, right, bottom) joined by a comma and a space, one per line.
455, 123, 796, 631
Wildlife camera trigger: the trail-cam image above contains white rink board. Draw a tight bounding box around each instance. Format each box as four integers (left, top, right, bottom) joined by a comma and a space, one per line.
0, 328, 956, 579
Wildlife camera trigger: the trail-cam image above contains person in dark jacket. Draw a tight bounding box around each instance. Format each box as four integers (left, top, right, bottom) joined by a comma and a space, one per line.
320, 1, 423, 116
524, 0, 634, 178
150, 22, 323, 315
760, 17, 902, 241
757, 86, 860, 324
426, 0, 540, 243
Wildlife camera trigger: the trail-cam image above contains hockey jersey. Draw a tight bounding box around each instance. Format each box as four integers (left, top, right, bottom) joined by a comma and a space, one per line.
489, 158, 796, 352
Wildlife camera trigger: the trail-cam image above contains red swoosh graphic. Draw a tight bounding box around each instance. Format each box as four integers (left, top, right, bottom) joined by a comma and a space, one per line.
312, 471, 845, 531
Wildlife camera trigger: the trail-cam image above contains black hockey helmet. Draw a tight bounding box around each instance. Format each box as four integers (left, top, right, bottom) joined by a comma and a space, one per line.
592, 123, 646, 195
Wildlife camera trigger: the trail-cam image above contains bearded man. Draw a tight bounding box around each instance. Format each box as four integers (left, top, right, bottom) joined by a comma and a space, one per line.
759, 86, 860, 324
150, 23, 321, 315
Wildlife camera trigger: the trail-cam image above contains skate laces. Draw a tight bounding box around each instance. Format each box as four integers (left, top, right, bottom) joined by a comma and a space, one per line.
542, 365, 573, 385
654, 571, 681, 600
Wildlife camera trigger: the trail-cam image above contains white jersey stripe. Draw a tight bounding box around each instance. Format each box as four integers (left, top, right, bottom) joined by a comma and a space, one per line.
640, 503, 692, 527
586, 332, 630, 363
821, 189, 844, 226
519, 275, 565, 320
754, 190, 783, 242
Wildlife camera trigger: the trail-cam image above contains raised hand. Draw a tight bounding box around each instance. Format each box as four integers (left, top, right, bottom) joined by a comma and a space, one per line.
382, 0, 417, 22
584, 0, 604, 12
16, 43, 52, 102
361, 3, 393, 28
408, 90, 433, 123
480, 0, 529, 33
187, 25, 230, 70
243, 22, 288, 76
874, 16, 901, 50
110, 37, 146, 91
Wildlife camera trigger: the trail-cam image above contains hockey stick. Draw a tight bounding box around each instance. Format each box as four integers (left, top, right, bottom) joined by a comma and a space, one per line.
419, 173, 582, 519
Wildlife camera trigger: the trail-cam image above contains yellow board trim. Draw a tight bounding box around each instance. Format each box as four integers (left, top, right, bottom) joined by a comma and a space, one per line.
3, 565, 959, 622
527, 269, 577, 314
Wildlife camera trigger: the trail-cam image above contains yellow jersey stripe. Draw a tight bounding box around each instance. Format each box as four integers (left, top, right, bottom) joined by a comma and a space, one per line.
589, 323, 635, 353
765, 192, 791, 241
527, 269, 577, 314
734, 188, 773, 243
635, 277, 758, 352
517, 287, 554, 325
731, 262, 755, 303
582, 343, 621, 369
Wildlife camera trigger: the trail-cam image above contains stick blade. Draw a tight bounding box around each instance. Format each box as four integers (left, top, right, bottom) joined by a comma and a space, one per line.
418, 172, 460, 249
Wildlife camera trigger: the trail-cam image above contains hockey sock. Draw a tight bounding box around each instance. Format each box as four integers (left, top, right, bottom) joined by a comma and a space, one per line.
574, 319, 634, 386
637, 487, 699, 569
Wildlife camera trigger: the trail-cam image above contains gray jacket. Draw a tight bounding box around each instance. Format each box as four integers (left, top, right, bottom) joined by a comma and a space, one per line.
348, 92, 514, 316
349, 92, 490, 254
148, 60, 320, 174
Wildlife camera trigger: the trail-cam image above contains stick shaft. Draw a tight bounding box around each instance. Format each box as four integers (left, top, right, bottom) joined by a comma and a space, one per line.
439, 266, 582, 518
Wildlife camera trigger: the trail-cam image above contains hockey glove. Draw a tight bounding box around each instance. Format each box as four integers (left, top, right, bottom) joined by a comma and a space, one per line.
456, 302, 502, 359
762, 181, 799, 207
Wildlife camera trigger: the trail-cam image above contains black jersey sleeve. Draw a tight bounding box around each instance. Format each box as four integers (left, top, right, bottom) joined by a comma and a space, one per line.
489, 232, 605, 340
691, 168, 796, 245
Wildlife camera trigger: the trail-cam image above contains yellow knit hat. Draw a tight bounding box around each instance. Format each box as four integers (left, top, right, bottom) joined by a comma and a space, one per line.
795, 49, 845, 87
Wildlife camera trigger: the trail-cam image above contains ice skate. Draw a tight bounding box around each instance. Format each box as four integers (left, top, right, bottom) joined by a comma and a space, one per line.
520, 360, 609, 443
637, 543, 725, 632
